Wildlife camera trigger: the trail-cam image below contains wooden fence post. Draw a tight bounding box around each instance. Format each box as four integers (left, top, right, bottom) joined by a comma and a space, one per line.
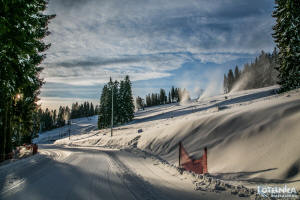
203, 147, 208, 174
179, 142, 182, 167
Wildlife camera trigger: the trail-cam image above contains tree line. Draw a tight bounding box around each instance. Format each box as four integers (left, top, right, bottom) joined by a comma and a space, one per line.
136, 86, 190, 109
223, 50, 279, 93
38, 102, 99, 132
0, 0, 55, 161
98, 76, 135, 129
223, 0, 300, 94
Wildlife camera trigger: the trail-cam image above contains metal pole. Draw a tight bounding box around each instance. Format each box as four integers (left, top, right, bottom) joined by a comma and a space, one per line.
111, 85, 113, 137
69, 120, 71, 140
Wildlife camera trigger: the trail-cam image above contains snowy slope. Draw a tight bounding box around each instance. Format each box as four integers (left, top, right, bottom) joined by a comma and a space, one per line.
33, 116, 98, 144
54, 86, 300, 189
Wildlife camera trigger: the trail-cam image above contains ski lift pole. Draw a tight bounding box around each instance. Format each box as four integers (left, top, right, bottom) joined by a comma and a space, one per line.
111, 85, 113, 137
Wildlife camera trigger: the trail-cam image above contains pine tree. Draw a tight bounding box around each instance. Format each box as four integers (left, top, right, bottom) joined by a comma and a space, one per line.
171, 86, 175, 102
112, 80, 119, 124
123, 76, 135, 122
159, 89, 166, 104
223, 74, 228, 94
136, 96, 144, 110
98, 85, 109, 128
98, 76, 135, 129
272, 0, 300, 92
90, 103, 94, 116
57, 106, 65, 127
234, 66, 241, 82
227, 69, 234, 92
174, 88, 178, 102
118, 80, 126, 123
94, 105, 99, 115
0, 0, 55, 160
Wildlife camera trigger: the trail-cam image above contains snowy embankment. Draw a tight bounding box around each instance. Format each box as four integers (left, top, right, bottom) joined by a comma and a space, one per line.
54, 86, 300, 192
34, 116, 98, 144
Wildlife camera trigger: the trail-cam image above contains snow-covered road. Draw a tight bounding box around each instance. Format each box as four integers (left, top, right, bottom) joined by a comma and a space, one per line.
3, 86, 297, 199
0, 145, 241, 200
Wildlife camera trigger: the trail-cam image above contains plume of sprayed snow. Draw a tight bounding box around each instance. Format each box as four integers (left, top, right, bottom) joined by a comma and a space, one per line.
179, 89, 191, 104
230, 72, 253, 93
133, 95, 139, 112
198, 71, 223, 101
193, 87, 204, 100
176, 72, 202, 101
198, 82, 219, 101
64, 111, 70, 121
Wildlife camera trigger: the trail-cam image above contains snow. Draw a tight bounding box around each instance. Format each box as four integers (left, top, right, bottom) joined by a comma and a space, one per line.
3, 85, 293, 199
50, 86, 300, 194
33, 116, 98, 144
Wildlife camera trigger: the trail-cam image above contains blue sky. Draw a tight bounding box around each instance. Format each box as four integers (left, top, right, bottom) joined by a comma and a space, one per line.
40, 0, 276, 109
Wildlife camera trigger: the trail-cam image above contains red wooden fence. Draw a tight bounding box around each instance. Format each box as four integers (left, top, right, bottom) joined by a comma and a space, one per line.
179, 142, 208, 174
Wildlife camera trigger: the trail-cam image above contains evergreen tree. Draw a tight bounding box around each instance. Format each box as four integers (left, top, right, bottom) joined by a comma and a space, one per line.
273, 0, 300, 92
223, 51, 279, 92
223, 74, 228, 94
159, 89, 166, 104
98, 85, 109, 128
136, 96, 144, 110
90, 103, 94, 116
123, 76, 135, 122
52, 110, 57, 126
118, 80, 126, 123
94, 105, 99, 115
234, 65, 241, 82
98, 76, 134, 129
174, 88, 181, 102
57, 106, 65, 127
171, 86, 175, 102
145, 94, 151, 107
0, 0, 55, 160
112, 80, 119, 124
227, 69, 235, 92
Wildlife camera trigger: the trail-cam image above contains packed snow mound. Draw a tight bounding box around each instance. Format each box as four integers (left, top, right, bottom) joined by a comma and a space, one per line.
138, 88, 300, 187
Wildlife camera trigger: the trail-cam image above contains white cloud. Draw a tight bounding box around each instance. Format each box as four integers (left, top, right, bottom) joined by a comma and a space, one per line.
40, 0, 275, 96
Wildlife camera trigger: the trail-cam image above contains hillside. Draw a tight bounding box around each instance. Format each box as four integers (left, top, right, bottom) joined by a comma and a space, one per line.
54, 86, 300, 189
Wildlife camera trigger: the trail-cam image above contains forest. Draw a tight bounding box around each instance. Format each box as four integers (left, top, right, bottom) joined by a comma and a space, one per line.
38, 102, 99, 132
223, 49, 279, 93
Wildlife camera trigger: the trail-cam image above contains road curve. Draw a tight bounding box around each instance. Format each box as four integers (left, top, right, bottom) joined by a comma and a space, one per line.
0, 145, 242, 200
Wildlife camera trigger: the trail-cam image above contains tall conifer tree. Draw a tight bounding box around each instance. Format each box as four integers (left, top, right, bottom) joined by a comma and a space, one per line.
0, 0, 55, 159
273, 0, 300, 92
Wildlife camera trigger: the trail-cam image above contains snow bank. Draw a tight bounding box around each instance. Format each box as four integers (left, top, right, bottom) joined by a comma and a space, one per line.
54, 86, 300, 190
138, 88, 300, 189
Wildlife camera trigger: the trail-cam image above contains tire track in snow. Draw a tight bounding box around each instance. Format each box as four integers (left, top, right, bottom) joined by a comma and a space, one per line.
106, 157, 123, 200
106, 151, 170, 200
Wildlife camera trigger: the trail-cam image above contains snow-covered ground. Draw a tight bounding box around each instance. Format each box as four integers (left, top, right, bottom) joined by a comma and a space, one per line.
55, 86, 300, 190
3, 85, 300, 199
1, 145, 243, 200
33, 116, 98, 144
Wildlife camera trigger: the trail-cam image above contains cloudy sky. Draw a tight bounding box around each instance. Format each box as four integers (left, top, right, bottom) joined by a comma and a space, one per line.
40, 0, 276, 109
